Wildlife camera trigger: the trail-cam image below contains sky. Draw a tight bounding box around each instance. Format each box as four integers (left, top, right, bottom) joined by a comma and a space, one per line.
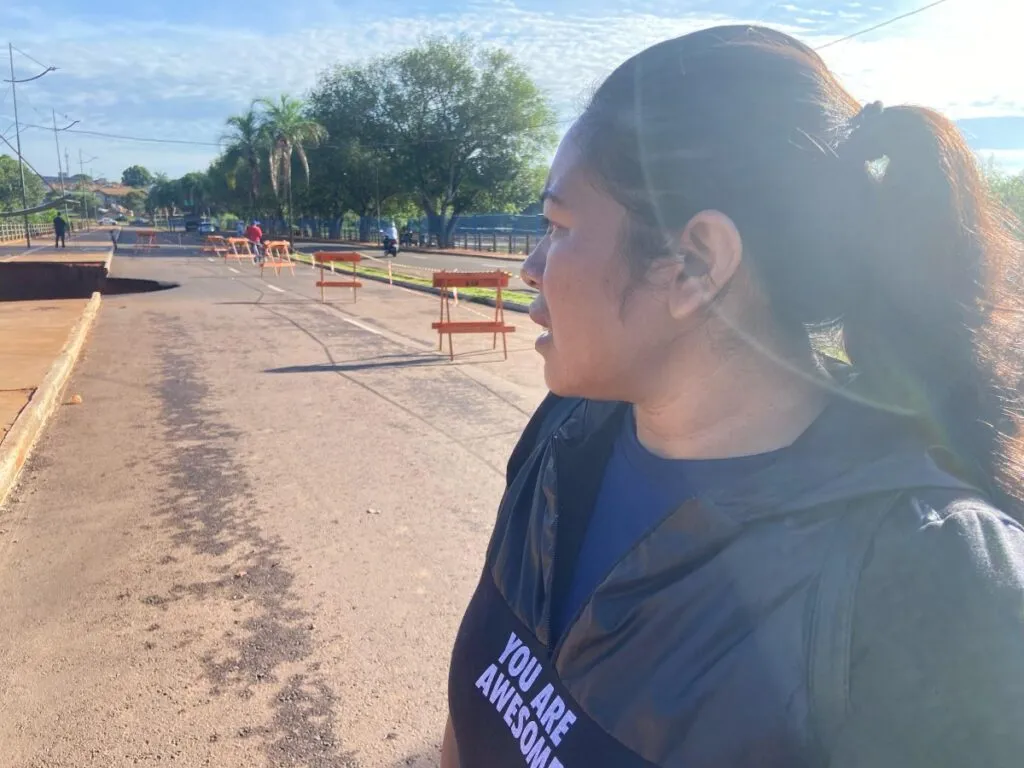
0, 0, 1020, 183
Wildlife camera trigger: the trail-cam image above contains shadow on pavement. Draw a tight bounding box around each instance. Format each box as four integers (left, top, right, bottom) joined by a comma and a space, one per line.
265, 356, 445, 374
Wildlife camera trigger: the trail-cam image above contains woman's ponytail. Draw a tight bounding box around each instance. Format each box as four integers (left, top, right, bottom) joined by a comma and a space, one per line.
840, 103, 1024, 513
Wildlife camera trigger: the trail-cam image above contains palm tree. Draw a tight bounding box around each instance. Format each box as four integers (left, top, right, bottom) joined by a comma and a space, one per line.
221, 107, 265, 219
256, 94, 327, 242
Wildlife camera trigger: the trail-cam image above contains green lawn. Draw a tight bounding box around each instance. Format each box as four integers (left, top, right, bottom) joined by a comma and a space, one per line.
291, 251, 534, 308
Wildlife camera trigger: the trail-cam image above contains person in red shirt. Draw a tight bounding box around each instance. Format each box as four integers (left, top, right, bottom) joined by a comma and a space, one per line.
244, 220, 263, 262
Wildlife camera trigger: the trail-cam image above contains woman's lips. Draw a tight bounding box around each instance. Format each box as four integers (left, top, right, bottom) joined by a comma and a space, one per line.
528, 299, 550, 330
529, 300, 552, 349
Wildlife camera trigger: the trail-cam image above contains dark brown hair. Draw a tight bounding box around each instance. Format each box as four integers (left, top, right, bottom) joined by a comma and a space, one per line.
575, 25, 1024, 512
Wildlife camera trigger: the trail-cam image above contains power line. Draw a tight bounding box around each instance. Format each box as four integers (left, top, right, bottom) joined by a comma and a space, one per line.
19, 122, 223, 146
815, 0, 953, 50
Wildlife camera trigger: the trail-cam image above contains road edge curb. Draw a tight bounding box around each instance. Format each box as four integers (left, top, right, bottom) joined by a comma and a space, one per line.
0, 291, 102, 507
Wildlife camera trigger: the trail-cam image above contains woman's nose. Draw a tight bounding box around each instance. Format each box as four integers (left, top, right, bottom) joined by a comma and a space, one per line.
521, 240, 545, 290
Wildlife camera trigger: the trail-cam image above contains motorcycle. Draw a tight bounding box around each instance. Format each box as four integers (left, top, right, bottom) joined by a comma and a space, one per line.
383, 236, 399, 258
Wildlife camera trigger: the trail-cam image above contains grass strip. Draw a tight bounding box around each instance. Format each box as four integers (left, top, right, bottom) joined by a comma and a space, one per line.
291, 251, 534, 308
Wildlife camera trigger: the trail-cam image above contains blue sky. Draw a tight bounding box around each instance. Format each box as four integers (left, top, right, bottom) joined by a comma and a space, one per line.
1, 0, 1020, 182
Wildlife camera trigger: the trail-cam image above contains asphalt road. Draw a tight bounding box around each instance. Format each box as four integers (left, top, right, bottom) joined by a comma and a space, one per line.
0, 241, 547, 767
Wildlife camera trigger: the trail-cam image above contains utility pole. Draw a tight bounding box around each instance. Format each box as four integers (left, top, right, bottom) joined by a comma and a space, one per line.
4, 43, 56, 248
51, 109, 78, 225
78, 150, 98, 224
79, 149, 88, 223
8, 44, 30, 247
64, 148, 71, 224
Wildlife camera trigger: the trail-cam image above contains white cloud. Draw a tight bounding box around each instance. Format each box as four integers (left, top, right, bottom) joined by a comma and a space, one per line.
977, 149, 1024, 175
1, 0, 1020, 178
815, 0, 1023, 120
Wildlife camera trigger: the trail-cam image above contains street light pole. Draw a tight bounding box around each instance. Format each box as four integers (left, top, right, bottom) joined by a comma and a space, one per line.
8, 43, 30, 247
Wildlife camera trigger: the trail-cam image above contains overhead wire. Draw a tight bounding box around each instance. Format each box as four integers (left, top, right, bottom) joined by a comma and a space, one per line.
815, 0, 953, 50
2, 0, 956, 156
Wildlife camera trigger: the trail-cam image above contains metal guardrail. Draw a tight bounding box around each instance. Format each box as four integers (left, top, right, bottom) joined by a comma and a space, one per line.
0, 220, 55, 244
335, 227, 541, 255
0, 218, 93, 244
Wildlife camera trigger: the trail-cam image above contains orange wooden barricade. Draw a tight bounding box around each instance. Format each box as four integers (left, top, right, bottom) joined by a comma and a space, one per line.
313, 251, 362, 302
201, 235, 227, 257
225, 237, 254, 262
260, 240, 296, 277
431, 271, 516, 361
135, 229, 158, 252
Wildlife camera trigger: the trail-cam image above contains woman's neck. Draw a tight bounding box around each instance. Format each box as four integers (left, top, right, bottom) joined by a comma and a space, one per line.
634, 347, 827, 460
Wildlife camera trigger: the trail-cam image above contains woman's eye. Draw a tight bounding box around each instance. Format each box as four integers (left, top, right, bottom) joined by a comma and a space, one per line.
541, 216, 565, 236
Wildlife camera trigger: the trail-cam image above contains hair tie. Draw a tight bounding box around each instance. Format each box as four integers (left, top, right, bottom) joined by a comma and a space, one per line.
850, 101, 884, 130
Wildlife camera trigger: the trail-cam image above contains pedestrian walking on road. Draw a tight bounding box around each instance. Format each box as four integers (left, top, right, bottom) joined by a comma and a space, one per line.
442, 25, 1024, 768
53, 213, 67, 248
245, 220, 263, 263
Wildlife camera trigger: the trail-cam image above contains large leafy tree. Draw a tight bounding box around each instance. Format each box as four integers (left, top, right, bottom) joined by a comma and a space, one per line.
377, 37, 555, 245
121, 164, 154, 187
177, 172, 210, 214
307, 62, 403, 237
221, 107, 266, 217
256, 94, 327, 238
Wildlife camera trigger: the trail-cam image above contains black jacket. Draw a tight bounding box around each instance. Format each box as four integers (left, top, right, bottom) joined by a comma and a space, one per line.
448, 394, 1024, 767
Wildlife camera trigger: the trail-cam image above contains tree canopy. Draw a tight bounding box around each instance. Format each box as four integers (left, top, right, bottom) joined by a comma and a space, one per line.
144, 37, 555, 243
0, 155, 46, 213
121, 164, 154, 187
307, 37, 556, 244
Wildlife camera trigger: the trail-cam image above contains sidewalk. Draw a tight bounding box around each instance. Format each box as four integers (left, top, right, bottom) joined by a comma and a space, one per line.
0, 242, 107, 503
0, 300, 91, 434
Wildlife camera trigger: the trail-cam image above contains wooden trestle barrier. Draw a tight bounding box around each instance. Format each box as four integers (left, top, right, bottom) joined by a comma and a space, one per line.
313, 251, 362, 302
431, 270, 515, 361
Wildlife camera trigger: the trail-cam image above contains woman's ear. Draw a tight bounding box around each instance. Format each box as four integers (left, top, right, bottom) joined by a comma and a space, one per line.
666, 210, 743, 321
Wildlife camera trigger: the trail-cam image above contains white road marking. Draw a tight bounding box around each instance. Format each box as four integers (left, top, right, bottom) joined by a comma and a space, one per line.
343, 317, 384, 337
266, 284, 285, 293
408, 254, 430, 260
228, 267, 240, 274
206, 257, 215, 262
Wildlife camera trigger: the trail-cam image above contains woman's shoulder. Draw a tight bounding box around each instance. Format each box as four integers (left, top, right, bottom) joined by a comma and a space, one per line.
873, 488, 1024, 578
835, 489, 1024, 764
859, 489, 1024, 627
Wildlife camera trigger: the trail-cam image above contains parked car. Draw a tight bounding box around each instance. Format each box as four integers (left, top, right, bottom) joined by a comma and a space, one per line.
131, 218, 149, 227
99, 217, 116, 226
198, 220, 216, 234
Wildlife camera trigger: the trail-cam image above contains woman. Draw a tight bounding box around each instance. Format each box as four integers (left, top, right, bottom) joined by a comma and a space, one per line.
442, 25, 1024, 768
